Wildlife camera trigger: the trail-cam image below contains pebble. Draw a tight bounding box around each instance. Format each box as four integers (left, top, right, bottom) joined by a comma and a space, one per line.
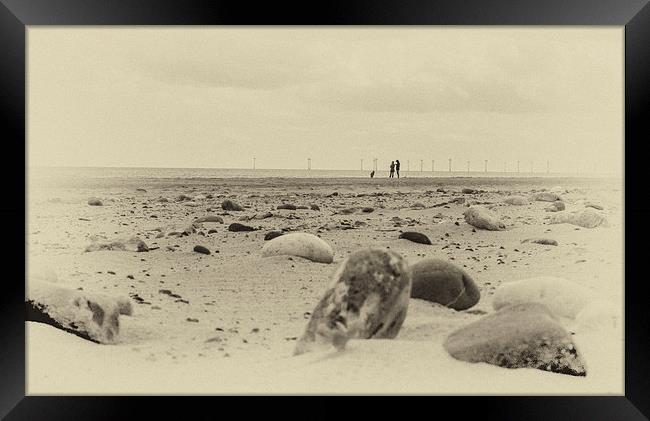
85, 236, 149, 252
522, 238, 558, 246
398, 231, 432, 245
222, 199, 244, 211
264, 231, 284, 241
277, 204, 297, 210
194, 215, 224, 224
228, 223, 256, 232
193, 245, 211, 255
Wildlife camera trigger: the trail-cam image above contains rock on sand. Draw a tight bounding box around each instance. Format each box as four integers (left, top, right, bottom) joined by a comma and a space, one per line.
409, 258, 480, 310
492, 276, 596, 320
85, 236, 149, 252
522, 238, 558, 246
261, 232, 333, 263
264, 231, 284, 241
444, 302, 587, 377
548, 209, 608, 228
545, 201, 565, 212
531, 192, 562, 202
26, 280, 132, 344
294, 248, 411, 355
228, 223, 256, 232
504, 196, 529, 206
222, 199, 244, 211
277, 204, 297, 210
193, 245, 211, 255
194, 215, 224, 224
87, 198, 103, 206
398, 232, 432, 245
464, 206, 506, 231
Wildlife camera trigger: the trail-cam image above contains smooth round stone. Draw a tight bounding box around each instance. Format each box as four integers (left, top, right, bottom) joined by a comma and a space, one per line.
462, 188, 477, 194
87, 198, 103, 206
193, 245, 211, 255
221, 199, 244, 211
409, 258, 480, 310
444, 302, 587, 377
294, 248, 411, 355
493, 276, 596, 320
261, 232, 333, 263
464, 206, 506, 231
398, 231, 432, 245
361, 207, 374, 213
228, 223, 256, 232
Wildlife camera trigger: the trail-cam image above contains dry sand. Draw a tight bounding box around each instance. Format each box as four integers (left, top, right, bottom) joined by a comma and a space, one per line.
26, 175, 623, 394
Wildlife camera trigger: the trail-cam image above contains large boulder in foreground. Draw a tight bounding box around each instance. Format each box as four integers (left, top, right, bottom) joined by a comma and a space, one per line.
262, 232, 334, 263
548, 209, 608, 228
493, 276, 596, 320
294, 248, 411, 355
464, 206, 506, 231
444, 302, 587, 376
26, 280, 132, 344
409, 258, 480, 310
85, 236, 148, 252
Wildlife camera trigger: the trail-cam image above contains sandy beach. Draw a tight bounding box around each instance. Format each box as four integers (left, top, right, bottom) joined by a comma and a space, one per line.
26, 173, 624, 394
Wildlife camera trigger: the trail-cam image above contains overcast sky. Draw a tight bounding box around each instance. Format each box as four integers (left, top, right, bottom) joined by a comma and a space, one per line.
28, 27, 623, 174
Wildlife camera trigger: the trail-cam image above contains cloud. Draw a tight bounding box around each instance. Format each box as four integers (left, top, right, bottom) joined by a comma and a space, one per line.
299, 71, 546, 114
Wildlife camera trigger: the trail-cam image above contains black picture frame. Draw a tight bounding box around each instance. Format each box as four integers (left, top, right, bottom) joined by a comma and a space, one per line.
1, 0, 648, 419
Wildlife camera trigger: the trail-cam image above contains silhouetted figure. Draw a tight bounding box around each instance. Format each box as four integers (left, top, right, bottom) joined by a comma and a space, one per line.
389, 161, 395, 178
370, 170, 375, 178
395, 160, 401, 178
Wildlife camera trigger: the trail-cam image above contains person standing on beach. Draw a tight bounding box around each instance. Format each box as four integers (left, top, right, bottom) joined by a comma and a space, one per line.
395, 160, 401, 178
389, 161, 395, 178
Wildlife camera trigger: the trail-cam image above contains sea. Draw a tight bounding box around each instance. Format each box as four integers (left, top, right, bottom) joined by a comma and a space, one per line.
28, 166, 613, 180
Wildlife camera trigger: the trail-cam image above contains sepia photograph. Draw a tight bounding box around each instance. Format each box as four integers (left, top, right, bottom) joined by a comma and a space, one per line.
26, 26, 623, 395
